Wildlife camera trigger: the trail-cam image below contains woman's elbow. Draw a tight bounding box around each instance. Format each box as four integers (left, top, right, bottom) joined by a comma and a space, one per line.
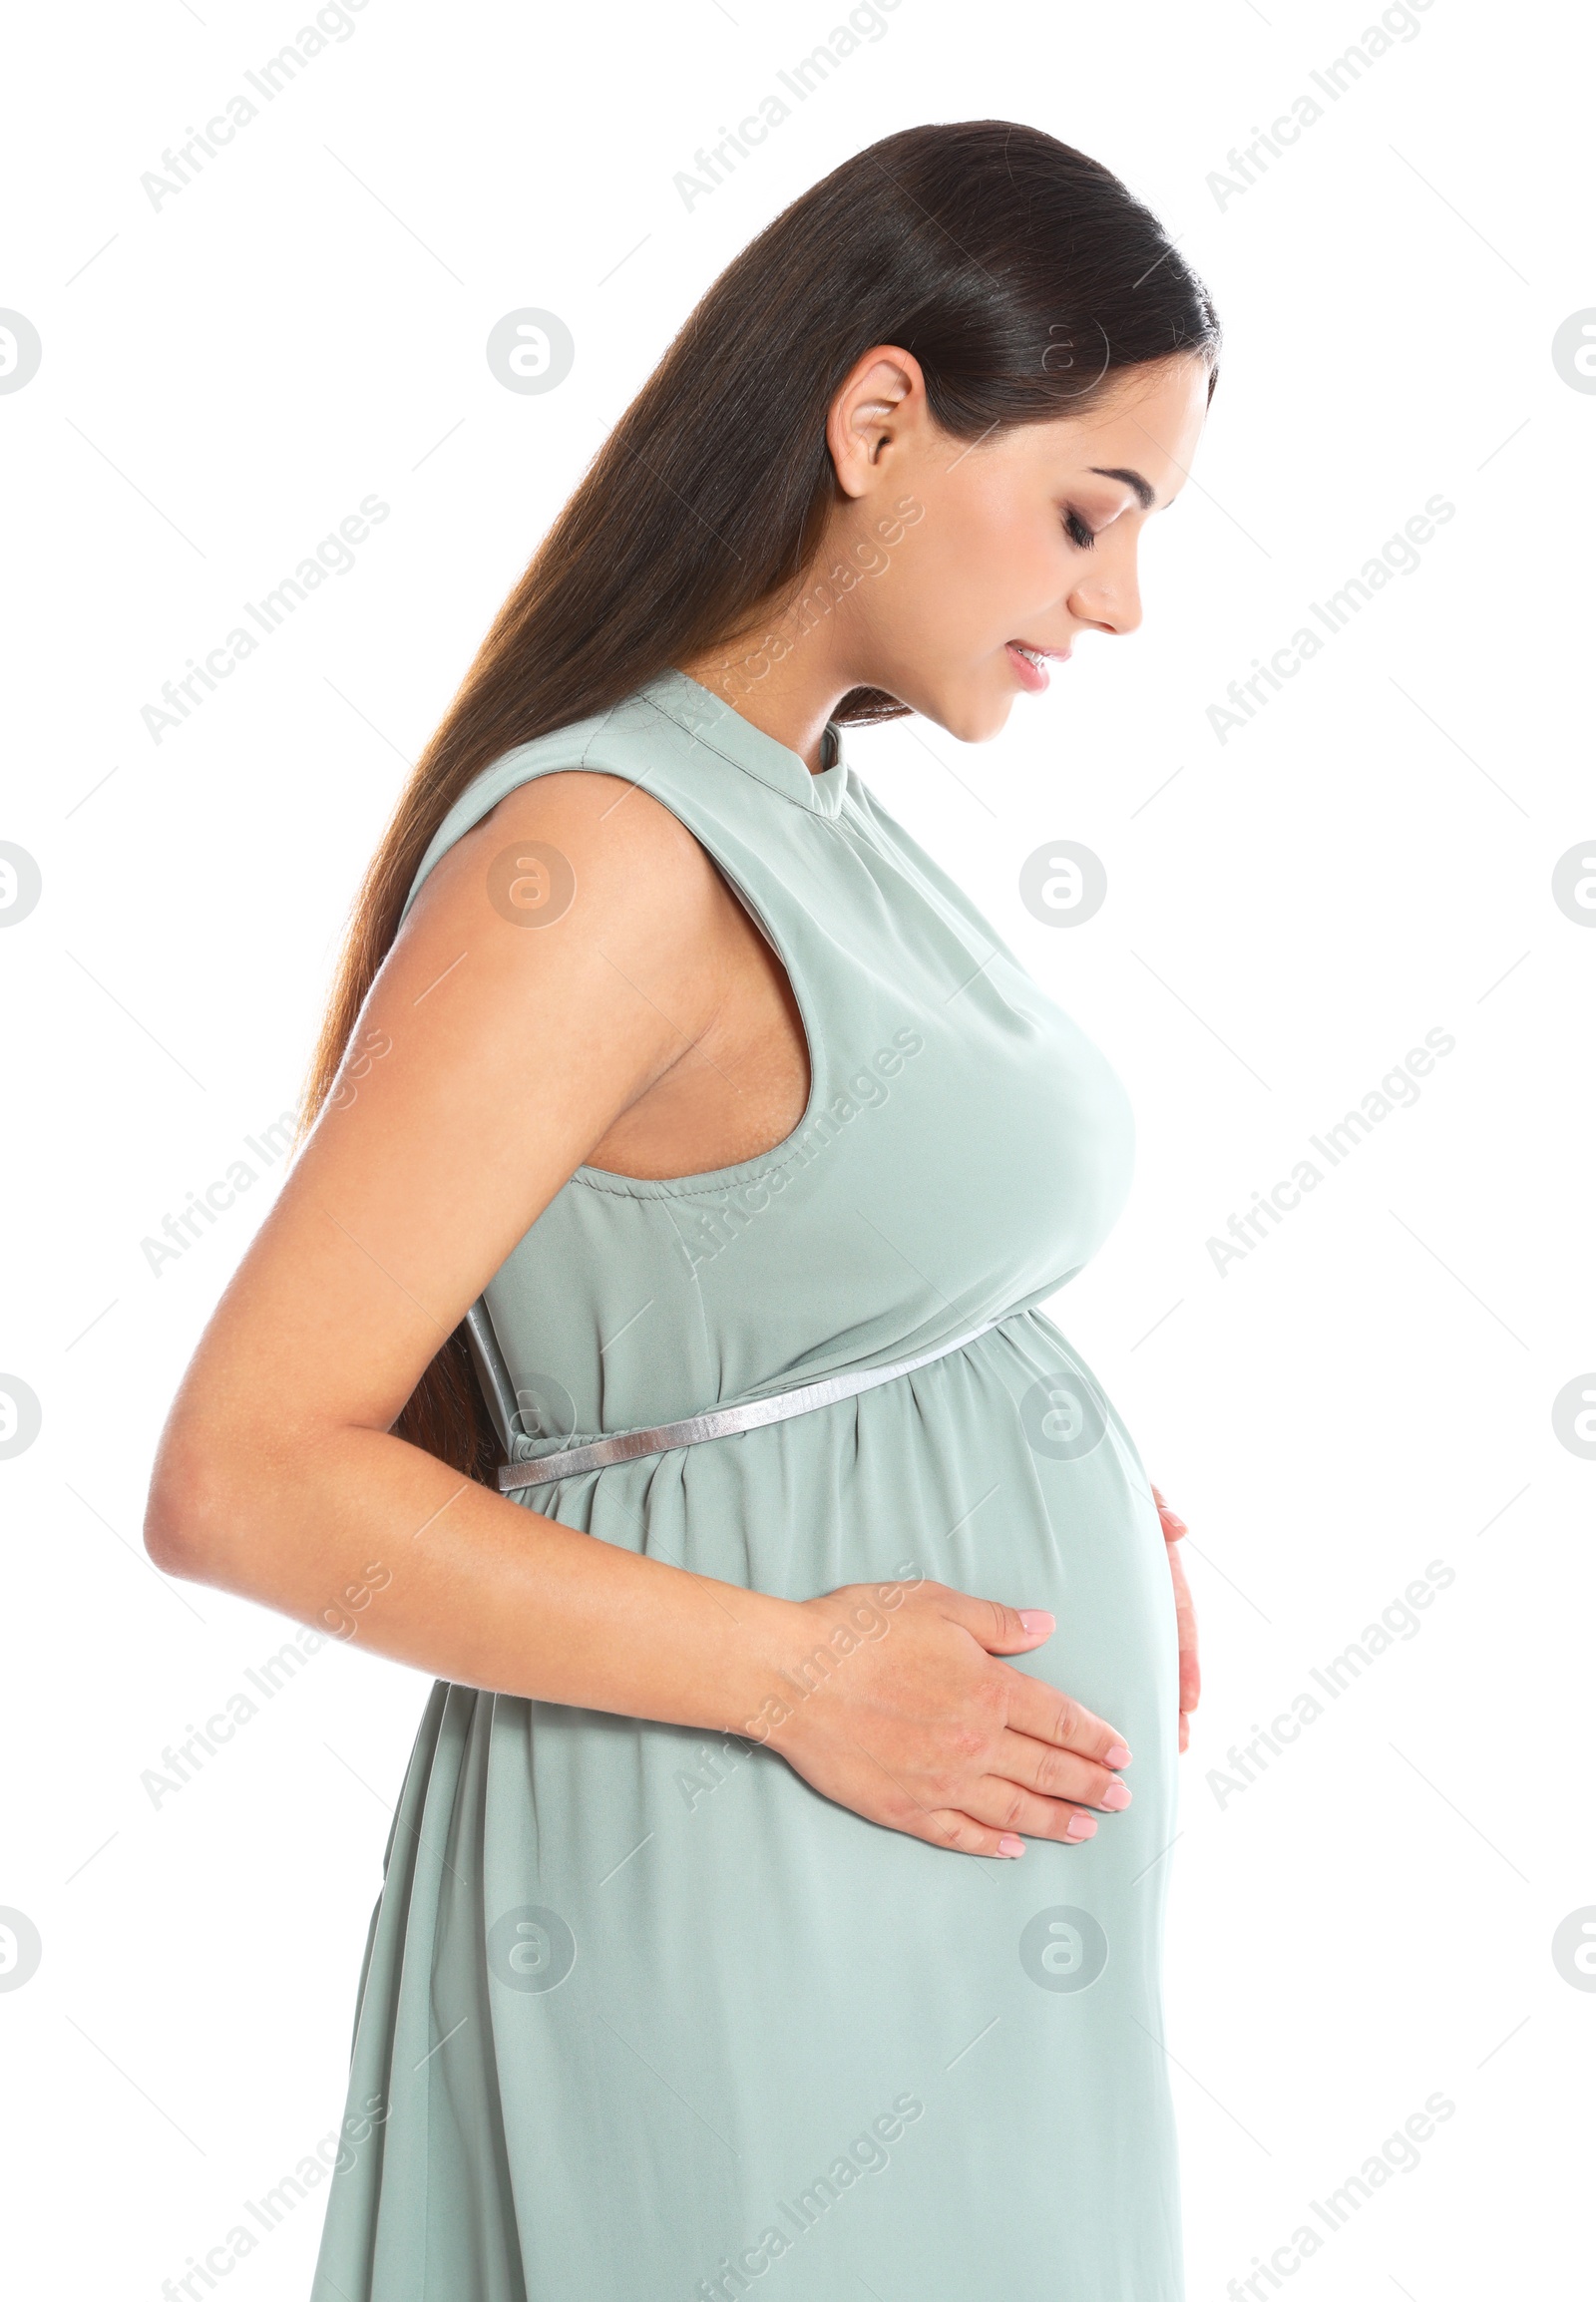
144, 1432, 251, 1582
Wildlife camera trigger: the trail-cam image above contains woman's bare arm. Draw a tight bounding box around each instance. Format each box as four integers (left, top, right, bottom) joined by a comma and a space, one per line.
144, 769, 1129, 1853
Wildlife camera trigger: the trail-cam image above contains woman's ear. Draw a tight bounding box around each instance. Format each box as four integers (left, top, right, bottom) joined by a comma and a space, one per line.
826, 346, 924, 501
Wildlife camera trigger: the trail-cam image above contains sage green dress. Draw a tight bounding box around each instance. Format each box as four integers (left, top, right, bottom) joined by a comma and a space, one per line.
310, 669, 1182, 2300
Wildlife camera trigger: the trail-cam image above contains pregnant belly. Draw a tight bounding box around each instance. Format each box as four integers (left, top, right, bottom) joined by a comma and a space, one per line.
532, 1308, 1177, 1761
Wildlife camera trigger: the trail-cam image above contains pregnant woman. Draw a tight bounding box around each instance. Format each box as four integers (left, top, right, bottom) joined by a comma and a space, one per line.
146, 121, 1214, 2301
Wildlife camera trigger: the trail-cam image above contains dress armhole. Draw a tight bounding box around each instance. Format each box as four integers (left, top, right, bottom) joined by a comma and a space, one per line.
399, 741, 827, 1202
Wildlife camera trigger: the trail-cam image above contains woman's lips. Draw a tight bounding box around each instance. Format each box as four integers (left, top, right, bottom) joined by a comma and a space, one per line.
1005, 639, 1070, 692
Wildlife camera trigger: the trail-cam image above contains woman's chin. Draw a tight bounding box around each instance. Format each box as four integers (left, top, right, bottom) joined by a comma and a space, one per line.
901, 677, 1013, 746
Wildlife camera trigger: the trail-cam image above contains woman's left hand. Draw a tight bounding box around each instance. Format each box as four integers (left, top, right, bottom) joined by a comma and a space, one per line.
1152, 1486, 1199, 1754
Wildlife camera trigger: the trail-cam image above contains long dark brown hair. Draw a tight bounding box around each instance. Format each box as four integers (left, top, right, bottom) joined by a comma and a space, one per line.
296, 119, 1220, 1482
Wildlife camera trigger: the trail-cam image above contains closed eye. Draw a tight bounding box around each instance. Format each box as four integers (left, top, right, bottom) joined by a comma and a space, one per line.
1063, 508, 1095, 551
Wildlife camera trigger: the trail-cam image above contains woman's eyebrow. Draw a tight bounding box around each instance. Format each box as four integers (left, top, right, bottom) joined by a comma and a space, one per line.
1088, 465, 1156, 510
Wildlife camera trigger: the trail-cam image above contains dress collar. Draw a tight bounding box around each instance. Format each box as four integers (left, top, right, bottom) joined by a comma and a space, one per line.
637, 668, 848, 820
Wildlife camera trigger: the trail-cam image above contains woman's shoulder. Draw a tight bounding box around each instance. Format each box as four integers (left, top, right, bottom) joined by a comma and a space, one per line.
400, 704, 624, 926
400, 676, 792, 929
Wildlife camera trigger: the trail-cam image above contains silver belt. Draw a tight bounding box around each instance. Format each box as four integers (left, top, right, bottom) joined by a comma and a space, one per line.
481, 1310, 1011, 1496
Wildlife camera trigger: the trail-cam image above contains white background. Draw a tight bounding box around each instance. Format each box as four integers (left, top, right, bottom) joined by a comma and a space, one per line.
2, 0, 1592, 2294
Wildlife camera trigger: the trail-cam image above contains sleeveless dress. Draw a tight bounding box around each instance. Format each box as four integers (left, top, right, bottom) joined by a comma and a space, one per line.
309, 668, 1183, 2301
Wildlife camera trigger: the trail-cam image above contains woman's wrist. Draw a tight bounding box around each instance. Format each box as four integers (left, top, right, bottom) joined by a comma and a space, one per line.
713, 1573, 921, 1750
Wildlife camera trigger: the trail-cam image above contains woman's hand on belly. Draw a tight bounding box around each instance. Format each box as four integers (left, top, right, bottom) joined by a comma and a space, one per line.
755, 1580, 1134, 1858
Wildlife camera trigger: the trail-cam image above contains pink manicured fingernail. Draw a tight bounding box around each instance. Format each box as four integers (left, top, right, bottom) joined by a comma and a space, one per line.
1105, 1741, 1131, 1768
1099, 1781, 1132, 1810
1065, 1813, 1096, 1841
998, 1834, 1025, 1857
1018, 1610, 1054, 1635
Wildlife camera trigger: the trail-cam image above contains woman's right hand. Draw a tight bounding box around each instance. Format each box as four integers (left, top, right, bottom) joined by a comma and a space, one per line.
756, 1578, 1132, 1857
